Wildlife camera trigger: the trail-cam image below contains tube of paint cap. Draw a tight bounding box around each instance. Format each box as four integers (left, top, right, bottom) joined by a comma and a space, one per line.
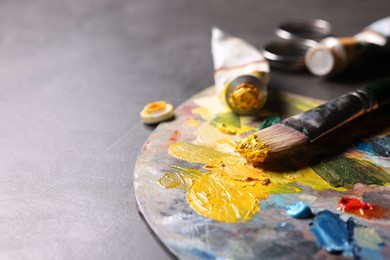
305, 17, 390, 76
212, 27, 270, 116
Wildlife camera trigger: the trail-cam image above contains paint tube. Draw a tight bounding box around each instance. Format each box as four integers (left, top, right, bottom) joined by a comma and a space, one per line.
212, 27, 270, 116
305, 17, 390, 76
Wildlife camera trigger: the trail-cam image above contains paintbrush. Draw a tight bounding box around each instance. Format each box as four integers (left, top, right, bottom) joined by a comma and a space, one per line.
235, 79, 390, 164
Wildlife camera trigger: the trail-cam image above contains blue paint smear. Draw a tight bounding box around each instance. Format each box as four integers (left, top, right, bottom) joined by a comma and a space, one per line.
355, 136, 390, 157
343, 218, 355, 257
308, 210, 351, 254
260, 194, 291, 209
188, 248, 215, 260
355, 141, 375, 154
309, 211, 385, 259
286, 201, 313, 219
356, 247, 384, 260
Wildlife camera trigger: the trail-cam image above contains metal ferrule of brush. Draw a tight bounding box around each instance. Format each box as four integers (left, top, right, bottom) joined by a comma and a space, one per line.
281, 89, 378, 142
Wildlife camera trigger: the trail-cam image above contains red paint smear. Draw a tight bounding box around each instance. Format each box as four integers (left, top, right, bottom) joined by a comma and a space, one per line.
175, 105, 194, 117
337, 197, 388, 219
142, 141, 150, 152
169, 130, 180, 142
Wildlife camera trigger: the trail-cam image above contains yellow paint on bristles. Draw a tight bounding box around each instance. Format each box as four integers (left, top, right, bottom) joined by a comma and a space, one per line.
235, 134, 269, 164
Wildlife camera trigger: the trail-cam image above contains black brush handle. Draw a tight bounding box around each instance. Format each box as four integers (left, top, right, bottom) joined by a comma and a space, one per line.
282, 78, 390, 142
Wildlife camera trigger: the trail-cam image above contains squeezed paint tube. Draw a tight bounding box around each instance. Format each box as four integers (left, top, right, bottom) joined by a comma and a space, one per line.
212, 27, 270, 116
305, 17, 390, 76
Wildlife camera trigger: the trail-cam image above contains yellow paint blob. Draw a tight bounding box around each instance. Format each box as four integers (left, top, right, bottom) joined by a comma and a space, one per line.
164, 143, 303, 223
163, 138, 347, 223
187, 172, 266, 223
215, 123, 237, 135
158, 172, 188, 189
186, 119, 200, 127
144, 100, 166, 113
204, 156, 269, 183
168, 142, 230, 164
235, 134, 269, 163
229, 83, 260, 111
158, 167, 203, 190
294, 167, 346, 192
185, 161, 303, 223
192, 107, 210, 118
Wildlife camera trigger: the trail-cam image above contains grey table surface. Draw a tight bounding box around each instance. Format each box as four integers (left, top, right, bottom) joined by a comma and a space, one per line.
1, 0, 389, 259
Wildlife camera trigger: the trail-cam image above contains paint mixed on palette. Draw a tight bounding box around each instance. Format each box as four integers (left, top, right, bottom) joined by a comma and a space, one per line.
134, 87, 390, 259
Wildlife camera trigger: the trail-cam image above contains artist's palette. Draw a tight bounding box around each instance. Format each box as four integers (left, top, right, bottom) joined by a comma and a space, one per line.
134, 87, 390, 259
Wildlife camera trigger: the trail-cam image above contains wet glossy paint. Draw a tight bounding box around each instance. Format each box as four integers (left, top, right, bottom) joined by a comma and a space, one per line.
310, 155, 390, 188
308, 210, 352, 254
286, 201, 313, 219
337, 197, 388, 219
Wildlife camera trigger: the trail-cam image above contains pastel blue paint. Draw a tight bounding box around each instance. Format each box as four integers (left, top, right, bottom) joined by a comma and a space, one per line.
308, 210, 351, 254
188, 248, 215, 260
286, 201, 313, 219
343, 218, 355, 257
371, 136, 390, 157
356, 248, 384, 260
346, 218, 355, 244
308, 211, 385, 258
260, 194, 292, 209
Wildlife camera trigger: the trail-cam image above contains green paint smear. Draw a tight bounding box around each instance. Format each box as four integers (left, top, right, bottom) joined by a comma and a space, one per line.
258, 116, 281, 130
310, 155, 390, 188
210, 112, 240, 128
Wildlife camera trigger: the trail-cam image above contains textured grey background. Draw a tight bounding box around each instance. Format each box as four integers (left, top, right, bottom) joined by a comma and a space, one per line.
0, 0, 389, 259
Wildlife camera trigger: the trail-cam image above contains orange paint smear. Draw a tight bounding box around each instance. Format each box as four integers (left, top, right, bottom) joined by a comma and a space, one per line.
337, 197, 388, 219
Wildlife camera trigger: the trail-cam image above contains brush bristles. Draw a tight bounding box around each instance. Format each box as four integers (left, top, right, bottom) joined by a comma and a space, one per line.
256, 124, 309, 156
235, 124, 309, 163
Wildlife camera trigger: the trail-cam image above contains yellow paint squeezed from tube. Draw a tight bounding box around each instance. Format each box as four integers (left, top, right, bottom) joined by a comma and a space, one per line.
229, 83, 261, 111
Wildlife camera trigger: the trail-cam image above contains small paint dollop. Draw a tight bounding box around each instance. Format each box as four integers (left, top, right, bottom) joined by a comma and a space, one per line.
308, 210, 352, 254
286, 201, 313, 219
308, 210, 386, 258
140, 100, 174, 124
215, 123, 237, 135
337, 197, 387, 219
169, 130, 180, 142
